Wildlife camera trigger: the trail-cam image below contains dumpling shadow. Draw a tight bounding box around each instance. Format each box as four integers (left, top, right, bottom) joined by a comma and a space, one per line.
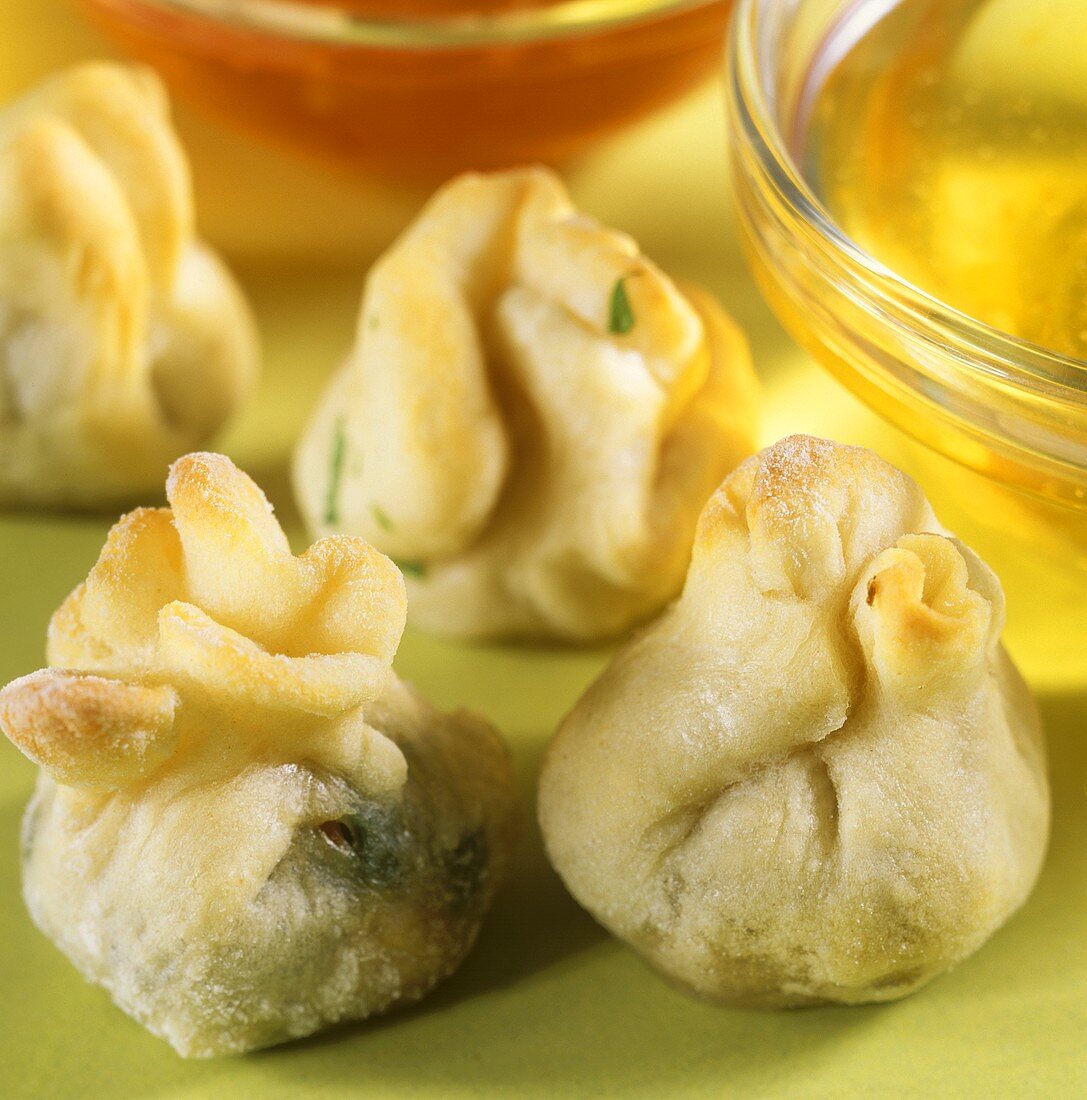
269, 839, 608, 1059
261, 914, 875, 1100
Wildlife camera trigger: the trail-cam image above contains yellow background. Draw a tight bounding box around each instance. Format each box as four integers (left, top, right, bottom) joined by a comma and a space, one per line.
0, 3, 1083, 1097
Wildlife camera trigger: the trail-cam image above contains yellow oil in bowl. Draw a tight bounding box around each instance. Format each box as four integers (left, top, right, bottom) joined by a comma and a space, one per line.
807, 0, 1087, 362
730, 0, 1087, 692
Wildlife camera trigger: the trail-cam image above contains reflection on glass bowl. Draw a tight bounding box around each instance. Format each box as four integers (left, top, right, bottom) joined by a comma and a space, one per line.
726, 0, 1087, 688
727, 0, 1087, 509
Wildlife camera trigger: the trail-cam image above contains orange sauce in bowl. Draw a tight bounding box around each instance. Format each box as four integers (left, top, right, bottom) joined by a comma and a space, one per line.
285, 1, 558, 10
77, 0, 732, 179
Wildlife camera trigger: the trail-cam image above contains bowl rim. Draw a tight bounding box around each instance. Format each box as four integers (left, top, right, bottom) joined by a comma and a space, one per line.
112, 0, 728, 48
729, 0, 1087, 396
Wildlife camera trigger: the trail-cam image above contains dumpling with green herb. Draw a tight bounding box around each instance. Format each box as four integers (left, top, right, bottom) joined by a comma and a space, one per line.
293, 167, 759, 641
0, 452, 515, 1057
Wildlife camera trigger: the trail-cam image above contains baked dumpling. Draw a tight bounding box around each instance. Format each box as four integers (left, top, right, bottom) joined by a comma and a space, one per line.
0, 453, 515, 1057
538, 435, 1049, 1005
293, 167, 758, 642
0, 64, 258, 508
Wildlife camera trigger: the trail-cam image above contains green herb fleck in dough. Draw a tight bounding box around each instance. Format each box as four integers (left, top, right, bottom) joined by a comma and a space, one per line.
324, 418, 348, 527
367, 314, 380, 332
608, 275, 636, 335
395, 559, 427, 580
371, 503, 394, 532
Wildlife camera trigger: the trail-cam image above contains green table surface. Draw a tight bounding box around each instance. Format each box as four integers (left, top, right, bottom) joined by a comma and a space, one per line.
1, 7, 1085, 1097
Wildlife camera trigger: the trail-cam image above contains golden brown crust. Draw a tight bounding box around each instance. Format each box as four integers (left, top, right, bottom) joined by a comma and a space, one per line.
0, 64, 257, 508
0, 669, 177, 789
10, 452, 409, 789
1, 118, 146, 320
694, 435, 934, 598
165, 452, 406, 663
48, 508, 185, 675
855, 533, 995, 694
1, 62, 192, 283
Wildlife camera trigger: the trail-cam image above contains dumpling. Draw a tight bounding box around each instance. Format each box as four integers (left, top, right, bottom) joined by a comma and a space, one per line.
293, 167, 758, 642
0, 64, 258, 508
0, 452, 515, 1057
538, 435, 1049, 1005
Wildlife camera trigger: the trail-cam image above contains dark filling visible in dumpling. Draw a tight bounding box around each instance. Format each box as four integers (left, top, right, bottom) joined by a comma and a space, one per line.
318, 804, 406, 890
311, 784, 490, 918
440, 828, 488, 912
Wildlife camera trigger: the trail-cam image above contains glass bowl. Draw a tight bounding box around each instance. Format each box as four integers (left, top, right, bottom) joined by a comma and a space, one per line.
726, 0, 1087, 689
726, 0, 1087, 510
76, 0, 732, 178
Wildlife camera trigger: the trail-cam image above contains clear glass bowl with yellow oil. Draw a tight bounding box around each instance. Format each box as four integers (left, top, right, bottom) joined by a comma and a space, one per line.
727, 0, 1087, 690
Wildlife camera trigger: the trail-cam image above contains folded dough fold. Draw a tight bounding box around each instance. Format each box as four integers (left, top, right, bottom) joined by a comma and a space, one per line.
293, 167, 758, 641
539, 435, 1049, 1005
0, 452, 515, 1057
0, 63, 258, 507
